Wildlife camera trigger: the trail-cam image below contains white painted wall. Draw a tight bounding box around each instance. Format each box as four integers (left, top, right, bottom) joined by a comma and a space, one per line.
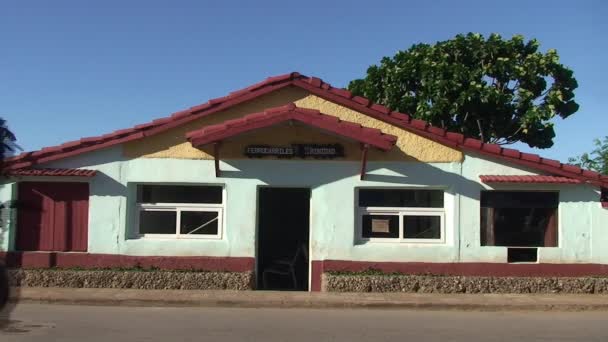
1, 146, 606, 265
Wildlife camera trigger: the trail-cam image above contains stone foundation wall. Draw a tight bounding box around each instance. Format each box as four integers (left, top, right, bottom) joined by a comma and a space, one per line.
324, 273, 608, 294
9, 269, 254, 290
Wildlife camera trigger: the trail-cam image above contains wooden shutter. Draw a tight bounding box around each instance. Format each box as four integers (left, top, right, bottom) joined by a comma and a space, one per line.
543, 209, 558, 247
17, 182, 89, 252
480, 207, 495, 246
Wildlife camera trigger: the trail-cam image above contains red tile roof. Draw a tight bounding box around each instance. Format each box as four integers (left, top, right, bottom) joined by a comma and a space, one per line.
479, 175, 582, 184
186, 103, 398, 151
4, 168, 97, 177
2, 72, 607, 188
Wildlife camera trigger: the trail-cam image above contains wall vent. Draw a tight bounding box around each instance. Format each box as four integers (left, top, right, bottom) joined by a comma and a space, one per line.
507, 248, 538, 263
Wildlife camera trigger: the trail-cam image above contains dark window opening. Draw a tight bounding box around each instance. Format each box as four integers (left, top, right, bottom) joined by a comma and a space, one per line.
404, 216, 441, 239
508, 248, 538, 263
180, 211, 219, 235
359, 189, 444, 208
481, 191, 558, 247
139, 211, 176, 234
137, 184, 222, 204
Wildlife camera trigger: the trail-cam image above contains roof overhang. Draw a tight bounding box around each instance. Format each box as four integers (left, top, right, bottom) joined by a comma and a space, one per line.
482, 175, 608, 209
4, 168, 97, 178
479, 175, 582, 184
185, 103, 397, 179
185, 103, 398, 151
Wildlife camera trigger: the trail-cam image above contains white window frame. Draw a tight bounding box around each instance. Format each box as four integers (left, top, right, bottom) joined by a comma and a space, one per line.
135, 186, 225, 240
357, 190, 446, 244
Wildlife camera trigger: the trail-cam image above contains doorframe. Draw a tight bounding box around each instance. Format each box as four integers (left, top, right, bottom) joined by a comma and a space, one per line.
254, 185, 312, 291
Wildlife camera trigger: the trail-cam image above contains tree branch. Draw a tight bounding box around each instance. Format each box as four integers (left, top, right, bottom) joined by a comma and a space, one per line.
461, 112, 469, 133
477, 119, 485, 142
496, 126, 524, 145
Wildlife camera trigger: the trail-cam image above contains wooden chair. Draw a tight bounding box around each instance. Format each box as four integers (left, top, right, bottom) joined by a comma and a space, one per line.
262, 244, 308, 290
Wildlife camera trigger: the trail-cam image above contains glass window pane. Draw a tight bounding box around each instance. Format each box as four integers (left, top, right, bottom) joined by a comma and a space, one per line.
480, 191, 558, 208
137, 185, 222, 204
180, 211, 219, 235
403, 216, 441, 239
139, 211, 176, 234
491, 207, 556, 247
359, 189, 443, 208
480, 191, 559, 247
362, 214, 399, 238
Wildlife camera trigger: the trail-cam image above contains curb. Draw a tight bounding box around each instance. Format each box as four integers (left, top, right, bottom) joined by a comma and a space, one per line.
13, 298, 608, 312
9, 288, 608, 312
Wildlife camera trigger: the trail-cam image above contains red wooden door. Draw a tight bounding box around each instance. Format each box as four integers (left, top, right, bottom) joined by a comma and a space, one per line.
16, 182, 89, 252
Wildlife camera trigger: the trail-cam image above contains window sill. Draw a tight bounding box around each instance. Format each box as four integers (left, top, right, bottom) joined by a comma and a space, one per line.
480, 246, 560, 248
357, 239, 446, 245
130, 235, 223, 241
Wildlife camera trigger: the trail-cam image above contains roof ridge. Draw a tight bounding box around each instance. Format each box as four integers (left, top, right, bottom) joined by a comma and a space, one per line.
3, 72, 607, 188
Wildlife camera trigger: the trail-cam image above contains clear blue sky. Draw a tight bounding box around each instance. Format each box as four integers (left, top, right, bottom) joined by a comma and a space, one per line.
1, 0, 606, 161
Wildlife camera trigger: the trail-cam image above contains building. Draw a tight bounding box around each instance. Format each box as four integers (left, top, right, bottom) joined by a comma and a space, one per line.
1, 72, 607, 292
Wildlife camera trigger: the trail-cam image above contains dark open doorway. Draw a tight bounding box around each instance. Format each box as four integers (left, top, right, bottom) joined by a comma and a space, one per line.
257, 187, 310, 291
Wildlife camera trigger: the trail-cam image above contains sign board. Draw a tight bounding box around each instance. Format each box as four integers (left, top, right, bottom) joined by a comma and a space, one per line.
371, 218, 391, 233
245, 144, 344, 159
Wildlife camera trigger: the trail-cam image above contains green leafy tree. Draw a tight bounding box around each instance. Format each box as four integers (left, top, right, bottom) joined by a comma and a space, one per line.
569, 136, 608, 175
0, 118, 17, 160
348, 33, 579, 148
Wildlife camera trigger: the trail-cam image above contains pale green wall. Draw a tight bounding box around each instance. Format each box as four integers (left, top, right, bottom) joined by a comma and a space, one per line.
1, 146, 606, 265
460, 153, 607, 264
0, 181, 16, 251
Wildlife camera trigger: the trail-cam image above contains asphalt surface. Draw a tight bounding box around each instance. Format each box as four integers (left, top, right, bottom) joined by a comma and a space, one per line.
1, 303, 608, 341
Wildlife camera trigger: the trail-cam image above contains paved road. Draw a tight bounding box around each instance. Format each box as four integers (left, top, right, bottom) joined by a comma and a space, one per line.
1, 304, 608, 341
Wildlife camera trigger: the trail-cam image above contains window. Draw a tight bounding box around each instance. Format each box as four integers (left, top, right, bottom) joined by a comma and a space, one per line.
507, 248, 538, 263
135, 185, 223, 239
480, 191, 558, 247
357, 189, 445, 243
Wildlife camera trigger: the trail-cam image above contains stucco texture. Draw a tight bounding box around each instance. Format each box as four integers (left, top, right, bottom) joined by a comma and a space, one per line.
9, 269, 253, 290
324, 273, 608, 294
122, 87, 462, 162
294, 94, 462, 162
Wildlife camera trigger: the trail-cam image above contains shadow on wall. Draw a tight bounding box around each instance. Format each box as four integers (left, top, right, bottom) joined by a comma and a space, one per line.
558, 185, 602, 204
220, 159, 485, 202
92, 172, 127, 197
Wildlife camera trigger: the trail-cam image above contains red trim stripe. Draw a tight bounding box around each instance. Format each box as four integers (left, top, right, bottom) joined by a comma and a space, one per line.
0, 252, 254, 272
319, 260, 608, 277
